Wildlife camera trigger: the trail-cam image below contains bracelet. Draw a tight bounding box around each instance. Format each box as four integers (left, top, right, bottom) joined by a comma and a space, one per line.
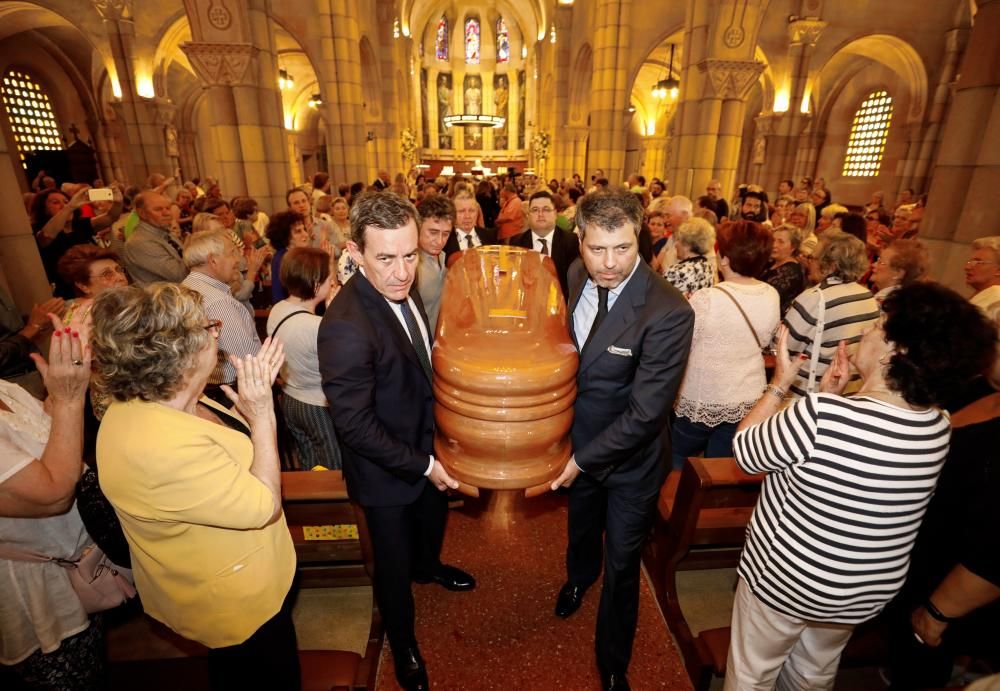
763, 384, 787, 401
924, 599, 957, 623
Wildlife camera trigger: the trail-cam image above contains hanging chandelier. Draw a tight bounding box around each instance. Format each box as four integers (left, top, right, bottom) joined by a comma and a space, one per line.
443, 114, 506, 128
651, 44, 679, 100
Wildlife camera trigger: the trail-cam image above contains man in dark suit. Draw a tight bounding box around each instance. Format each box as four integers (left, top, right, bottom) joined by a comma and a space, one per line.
550, 188, 694, 691
443, 189, 497, 264
506, 190, 580, 298
318, 191, 475, 691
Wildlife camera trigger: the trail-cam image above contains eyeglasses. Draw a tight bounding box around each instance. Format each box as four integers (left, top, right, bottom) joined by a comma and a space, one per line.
202, 319, 223, 336
966, 259, 996, 267
90, 265, 127, 281
529, 207, 555, 215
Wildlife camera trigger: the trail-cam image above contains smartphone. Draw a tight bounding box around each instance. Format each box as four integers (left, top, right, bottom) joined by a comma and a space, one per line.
88, 188, 114, 202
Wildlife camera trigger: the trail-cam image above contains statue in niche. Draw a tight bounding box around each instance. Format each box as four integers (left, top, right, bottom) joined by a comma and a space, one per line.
438, 73, 453, 149
164, 125, 179, 157
494, 74, 509, 150
464, 75, 483, 149
465, 75, 482, 115
517, 71, 526, 149
753, 135, 766, 165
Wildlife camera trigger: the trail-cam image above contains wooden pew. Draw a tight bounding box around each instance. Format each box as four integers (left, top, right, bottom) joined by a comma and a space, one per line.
281, 470, 381, 690
642, 457, 764, 691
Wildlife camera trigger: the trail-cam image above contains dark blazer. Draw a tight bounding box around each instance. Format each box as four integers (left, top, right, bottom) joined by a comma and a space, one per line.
443, 225, 498, 263
568, 258, 694, 486
318, 271, 435, 507
506, 227, 580, 299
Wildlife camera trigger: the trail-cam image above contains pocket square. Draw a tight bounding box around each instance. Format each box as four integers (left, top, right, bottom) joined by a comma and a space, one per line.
607, 345, 633, 357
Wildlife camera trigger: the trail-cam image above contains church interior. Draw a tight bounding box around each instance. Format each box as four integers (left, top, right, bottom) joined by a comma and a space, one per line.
1, 0, 998, 690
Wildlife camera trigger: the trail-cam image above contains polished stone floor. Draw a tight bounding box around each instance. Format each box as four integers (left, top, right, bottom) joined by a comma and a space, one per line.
373, 491, 692, 690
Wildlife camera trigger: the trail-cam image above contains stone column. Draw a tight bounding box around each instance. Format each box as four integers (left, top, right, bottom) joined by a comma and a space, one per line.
667, 0, 710, 196
759, 19, 825, 195
316, 0, 367, 186
550, 4, 575, 181
587, 0, 632, 184
691, 59, 764, 196
180, 0, 290, 211
904, 27, 969, 195
177, 129, 200, 181
641, 135, 668, 181
0, 131, 51, 312
374, 0, 401, 178
920, 0, 1000, 294
794, 126, 823, 180
95, 0, 177, 183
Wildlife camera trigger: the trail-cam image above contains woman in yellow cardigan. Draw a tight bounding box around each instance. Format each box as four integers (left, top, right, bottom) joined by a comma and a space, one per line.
90, 284, 298, 690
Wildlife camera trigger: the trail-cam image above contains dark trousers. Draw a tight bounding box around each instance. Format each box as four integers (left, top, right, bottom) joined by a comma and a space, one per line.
567, 472, 660, 675
207, 586, 300, 691
670, 415, 738, 470
362, 481, 448, 654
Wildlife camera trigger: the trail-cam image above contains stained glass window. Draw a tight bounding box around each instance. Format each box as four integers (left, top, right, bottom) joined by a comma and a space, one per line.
496, 17, 510, 63
465, 17, 480, 65
843, 90, 893, 177
435, 16, 449, 61
1, 69, 63, 168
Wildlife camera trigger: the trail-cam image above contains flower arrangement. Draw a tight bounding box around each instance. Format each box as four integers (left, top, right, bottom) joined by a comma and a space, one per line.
400, 127, 417, 162
532, 130, 550, 162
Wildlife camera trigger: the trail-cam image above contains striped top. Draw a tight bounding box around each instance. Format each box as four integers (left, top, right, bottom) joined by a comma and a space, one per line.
783, 277, 879, 397
733, 393, 950, 624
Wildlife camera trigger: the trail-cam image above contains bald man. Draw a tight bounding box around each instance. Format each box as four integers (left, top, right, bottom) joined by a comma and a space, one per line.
706, 180, 729, 220
120, 191, 188, 285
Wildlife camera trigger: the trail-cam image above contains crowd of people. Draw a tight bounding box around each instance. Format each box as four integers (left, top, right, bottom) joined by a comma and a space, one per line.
1, 163, 998, 691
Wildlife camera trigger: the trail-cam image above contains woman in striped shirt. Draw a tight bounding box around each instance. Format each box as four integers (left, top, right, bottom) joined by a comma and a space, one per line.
725, 283, 997, 691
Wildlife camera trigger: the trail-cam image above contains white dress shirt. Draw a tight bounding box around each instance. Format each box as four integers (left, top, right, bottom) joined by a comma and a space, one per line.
455, 228, 482, 249
531, 229, 556, 255
573, 257, 641, 347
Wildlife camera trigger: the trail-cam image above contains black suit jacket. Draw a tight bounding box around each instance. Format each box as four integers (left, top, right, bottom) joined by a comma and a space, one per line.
443, 226, 498, 263
506, 227, 580, 299
318, 271, 435, 507
568, 259, 694, 487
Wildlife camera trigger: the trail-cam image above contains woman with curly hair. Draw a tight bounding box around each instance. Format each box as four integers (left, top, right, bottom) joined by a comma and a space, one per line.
725, 282, 997, 691
91, 284, 299, 690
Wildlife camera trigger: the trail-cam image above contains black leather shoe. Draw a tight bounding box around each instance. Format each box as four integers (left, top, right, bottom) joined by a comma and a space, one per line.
413, 564, 476, 591
554, 582, 587, 618
601, 672, 631, 691
394, 646, 429, 691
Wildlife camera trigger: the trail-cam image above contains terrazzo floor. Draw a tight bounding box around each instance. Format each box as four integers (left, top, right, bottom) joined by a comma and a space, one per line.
374, 491, 693, 691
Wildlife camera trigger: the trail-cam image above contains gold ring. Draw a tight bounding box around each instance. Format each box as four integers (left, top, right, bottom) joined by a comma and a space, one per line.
72, 359, 84, 366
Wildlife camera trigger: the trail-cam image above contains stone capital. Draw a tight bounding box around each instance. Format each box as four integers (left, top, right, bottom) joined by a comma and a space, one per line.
787, 19, 826, 47
180, 42, 258, 87
146, 97, 177, 126
753, 113, 779, 136
697, 59, 766, 100
92, 0, 132, 21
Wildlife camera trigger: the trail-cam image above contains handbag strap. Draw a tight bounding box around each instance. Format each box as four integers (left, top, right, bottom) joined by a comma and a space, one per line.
714, 286, 767, 349
0, 542, 64, 563
268, 309, 310, 339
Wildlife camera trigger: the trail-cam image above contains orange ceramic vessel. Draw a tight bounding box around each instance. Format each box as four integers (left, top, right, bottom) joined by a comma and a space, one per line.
433, 246, 578, 495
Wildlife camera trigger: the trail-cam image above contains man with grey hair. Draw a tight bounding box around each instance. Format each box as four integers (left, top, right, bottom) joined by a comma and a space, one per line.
120, 191, 188, 285
318, 191, 473, 691
967, 236, 1000, 318
706, 179, 729, 220
551, 187, 694, 691
181, 230, 261, 405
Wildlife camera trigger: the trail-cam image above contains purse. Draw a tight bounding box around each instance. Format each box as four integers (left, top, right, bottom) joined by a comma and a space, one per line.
0, 541, 137, 614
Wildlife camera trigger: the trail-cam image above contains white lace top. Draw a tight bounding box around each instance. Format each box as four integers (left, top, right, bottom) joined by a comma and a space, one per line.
675, 281, 780, 426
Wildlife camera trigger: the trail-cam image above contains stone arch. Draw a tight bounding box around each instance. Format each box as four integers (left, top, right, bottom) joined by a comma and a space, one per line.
812, 34, 928, 125
405, 0, 543, 47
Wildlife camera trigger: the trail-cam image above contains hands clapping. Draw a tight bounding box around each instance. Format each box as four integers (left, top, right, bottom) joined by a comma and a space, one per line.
221, 337, 285, 427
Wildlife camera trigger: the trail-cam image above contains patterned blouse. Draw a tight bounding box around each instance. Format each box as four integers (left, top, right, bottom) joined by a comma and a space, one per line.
663, 255, 715, 298
761, 260, 805, 318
